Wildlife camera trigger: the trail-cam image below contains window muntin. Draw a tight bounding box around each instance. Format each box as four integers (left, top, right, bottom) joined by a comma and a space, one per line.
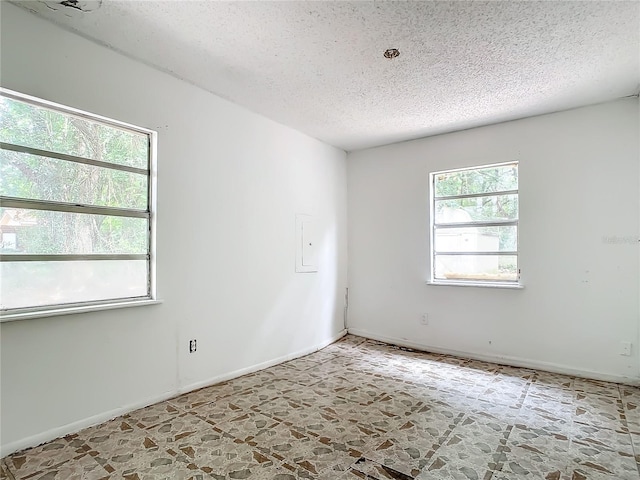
430, 162, 519, 284
0, 89, 156, 314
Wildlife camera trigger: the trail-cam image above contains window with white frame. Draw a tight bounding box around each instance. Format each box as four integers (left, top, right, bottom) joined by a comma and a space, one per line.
0, 89, 156, 315
430, 162, 519, 285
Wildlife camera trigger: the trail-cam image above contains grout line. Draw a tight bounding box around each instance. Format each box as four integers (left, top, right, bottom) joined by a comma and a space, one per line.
6, 333, 639, 480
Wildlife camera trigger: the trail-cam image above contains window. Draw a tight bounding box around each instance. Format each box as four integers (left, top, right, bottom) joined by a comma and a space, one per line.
430, 161, 519, 286
0, 89, 156, 317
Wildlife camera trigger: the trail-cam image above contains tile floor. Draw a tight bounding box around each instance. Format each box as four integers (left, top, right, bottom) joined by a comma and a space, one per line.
3, 335, 640, 480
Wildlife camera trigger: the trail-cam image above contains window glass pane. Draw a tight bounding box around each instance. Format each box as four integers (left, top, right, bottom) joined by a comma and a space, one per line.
435, 226, 517, 252
0, 150, 148, 209
0, 96, 148, 169
435, 163, 518, 197
0, 208, 148, 254
0, 260, 148, 310
435, 194, 518, 224
434, 254, 517, 282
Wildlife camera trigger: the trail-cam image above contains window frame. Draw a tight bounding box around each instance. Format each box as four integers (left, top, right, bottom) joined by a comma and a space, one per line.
429, 161, 521, 288
0, 88, 158, 320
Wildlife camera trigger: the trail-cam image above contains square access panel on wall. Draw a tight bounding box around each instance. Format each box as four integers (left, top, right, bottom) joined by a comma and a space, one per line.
296, 214, 318, 273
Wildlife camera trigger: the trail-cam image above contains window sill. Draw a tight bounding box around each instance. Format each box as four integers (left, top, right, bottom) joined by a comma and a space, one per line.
426, 280, 524, 289
0, 299, 163, 323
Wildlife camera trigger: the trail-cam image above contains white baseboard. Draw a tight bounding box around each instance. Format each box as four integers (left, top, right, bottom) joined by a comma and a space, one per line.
0, 329, 347, 458
347, 328, 639, 386
176, 329, 347, 394
0, 390, 178, 458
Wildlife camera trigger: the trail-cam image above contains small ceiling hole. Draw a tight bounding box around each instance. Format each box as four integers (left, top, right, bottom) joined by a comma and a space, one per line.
383, 48, 400, 59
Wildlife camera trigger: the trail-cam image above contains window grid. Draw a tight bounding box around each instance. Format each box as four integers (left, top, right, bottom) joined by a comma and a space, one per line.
430, 161, 519, 284
0, 88, 157, 314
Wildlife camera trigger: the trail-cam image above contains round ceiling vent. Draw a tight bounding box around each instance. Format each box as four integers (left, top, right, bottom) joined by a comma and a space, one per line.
383, 48, 400, 59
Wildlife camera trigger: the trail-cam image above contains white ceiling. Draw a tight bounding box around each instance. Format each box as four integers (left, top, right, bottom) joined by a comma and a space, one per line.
13, 1, 640, 151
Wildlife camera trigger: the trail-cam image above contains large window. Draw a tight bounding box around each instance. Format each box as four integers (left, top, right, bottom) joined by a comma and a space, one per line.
0, 89, 156, 317
430, 162, 519, 285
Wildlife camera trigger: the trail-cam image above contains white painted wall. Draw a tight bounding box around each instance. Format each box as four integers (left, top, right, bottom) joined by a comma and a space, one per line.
347, 98, 640, 383
0, 3, 347, 455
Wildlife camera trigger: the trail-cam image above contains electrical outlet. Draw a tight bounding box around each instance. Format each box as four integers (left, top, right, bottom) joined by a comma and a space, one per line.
189, 339, 197, 353
620, 341, 632, 356
421, 313, 429, 326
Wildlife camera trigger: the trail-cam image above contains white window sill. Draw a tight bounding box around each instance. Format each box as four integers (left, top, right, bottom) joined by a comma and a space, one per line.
426, 280, 524, 289
0, 299, 163, 322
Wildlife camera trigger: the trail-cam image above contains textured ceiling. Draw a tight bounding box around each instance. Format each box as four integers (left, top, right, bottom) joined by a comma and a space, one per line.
13, 1, 640, 151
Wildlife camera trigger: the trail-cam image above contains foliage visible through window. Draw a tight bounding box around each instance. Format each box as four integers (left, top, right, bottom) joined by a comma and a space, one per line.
0, 89, 155, 313
431, 162, 518, 284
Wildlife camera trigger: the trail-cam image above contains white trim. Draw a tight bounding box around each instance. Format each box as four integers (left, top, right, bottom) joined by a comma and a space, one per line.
0, 329, 347, 457
177, 329, 347, 394
0, 389, 177, 458
426, 280, 524, 289
433, 160, 519, 176
0, 88, 158, 316
0, 87, 155, 135
429, 161, 520, 285
0, 299, 163, 322
347, 328, 639, 386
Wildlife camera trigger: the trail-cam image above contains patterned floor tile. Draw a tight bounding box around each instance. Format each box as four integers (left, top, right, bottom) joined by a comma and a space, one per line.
243, 423, 314, 460
526, 382, 575, 405
18, 453, 111, 480
228, 387, 287, 411
434, 425, 507, 471
79, 417, 146, 453
335, 384, 390, 406
391, 414, 455, 449
507, 424, 572, 460
516, 406, 574, 436
168, 428, 276, 479
89, 420, 170, 475
572, 422, 633, 454
191, 397, 247, 426
5, 436, 90, 479
0, 462, 13, 480
125, 401, 183, 430
283, 357, 326, 372
168, 381, 250, 410
284, 407, 342, 435
496, 446, 569, 479
467, 400, 520, 426
573, 404, 626, 431
332, 403, 408, 435
623, 398, 640, 433
146, 412, 212, 447
351, 457, 414, 479
521, 395, 575, 422
478, 386, 526, 409
292, 438, 362, 477
573, 379, 621, 399
280, 385, 336, 407
417, 454, 494, 480
218, 411, 281, 439
4, 335, 640, 480
273, 369, 327, 387
568, 442, 638, 479
100, 445, 208, 479
256, 397, 307, 423
224, 374, 267, 394
363, 434, 431, 478
374, 391, 425, 418
532, 372, 574, 390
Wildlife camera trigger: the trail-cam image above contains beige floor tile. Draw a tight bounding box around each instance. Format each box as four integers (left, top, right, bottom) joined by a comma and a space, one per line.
5, 436, 90, 480
4, 335, 640, 480
125, 401, 183, 430
19, 453, 110, 480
